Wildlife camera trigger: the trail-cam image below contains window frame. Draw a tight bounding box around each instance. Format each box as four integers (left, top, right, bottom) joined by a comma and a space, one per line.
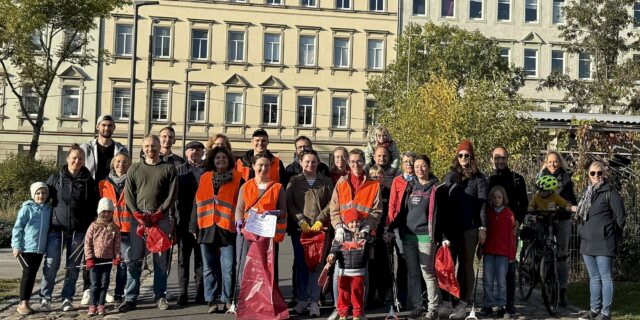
551, 49, 565, 74
115, 23, 133, 56
190, 28, 209, 60
525, 0, 539, 23
297, 95, 315, 127
151, 89, 170, 121
552, 0, 565, 25
634, 3, 640, 27
263, 33, 282, 65
367, 38, 385, 70
497, 0, 510, 21
369, 0, 384, 12
413, 0, 426, 16
298, 34, 317, 67
331, 96, 349, 129
112, 88, 131, 120
22, 86, 40, 116
261, 94, 280, 126
188, 90, 207, 123
365, 99, 379, 127
301, 0, 318, 7
523, 48, 538, 78
578, 52, 592, 80
336, 0, 352, 10
500, 47, 511, 65
441, 0, 455, 18
333, 37, 351, 68
225, 92, 244, 124
153, 25, 172, 58
469, 0, 483, 20
61, 86, 80, 118
227, 30, 246, 63
266, 0, 283, 5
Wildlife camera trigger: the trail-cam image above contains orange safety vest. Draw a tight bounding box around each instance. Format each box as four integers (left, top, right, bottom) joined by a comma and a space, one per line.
98, 179, 132, 234
195, 170, 242, 232
336, 178, 380, 223
242, 179, 287, 242
235, 156, 281, 182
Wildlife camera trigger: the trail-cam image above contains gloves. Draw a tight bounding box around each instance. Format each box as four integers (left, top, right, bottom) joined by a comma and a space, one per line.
442, 240, 451, 247
133, 211, 145, 225
299, 220, 311, 233
86, 258, 95, 270
112, 256, 122, 266
310, 221, 323, 232
235, 219, 244, 234
335, 226, 345, 243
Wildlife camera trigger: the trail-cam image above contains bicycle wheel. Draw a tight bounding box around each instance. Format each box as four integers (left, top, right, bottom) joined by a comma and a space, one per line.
540, 250, 559, 315
518, 241, 536, 300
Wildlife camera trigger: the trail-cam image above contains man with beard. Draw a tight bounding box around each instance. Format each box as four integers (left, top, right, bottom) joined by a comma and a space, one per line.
235, 129, 286, 183
285, 136, 329, 182
139, 127, 186, 166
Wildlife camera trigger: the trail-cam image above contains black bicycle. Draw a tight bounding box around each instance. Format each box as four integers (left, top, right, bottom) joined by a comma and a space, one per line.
517, 210, 560, 315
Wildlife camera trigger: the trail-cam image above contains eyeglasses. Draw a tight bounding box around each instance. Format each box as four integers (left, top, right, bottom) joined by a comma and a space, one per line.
349, 160, 364, 165
458, 153, 471, 159
589, 171, 603, 177
493, 156, 507, 161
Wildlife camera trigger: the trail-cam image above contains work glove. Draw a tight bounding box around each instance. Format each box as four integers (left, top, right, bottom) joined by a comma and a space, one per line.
299, 220, 311, 233
235, 219, 244, 234
359, 225, 371, 238
86, 258, 95, 270
133, 211, 145, 225
310, 221, 323, 232
334, 225, 345, 243
442, 240, 451, 247
112, 256, 122, 266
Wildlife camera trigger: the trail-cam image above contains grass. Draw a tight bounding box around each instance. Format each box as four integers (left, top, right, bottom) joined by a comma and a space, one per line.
0, 278, 20, 303
568, 281, 640, 320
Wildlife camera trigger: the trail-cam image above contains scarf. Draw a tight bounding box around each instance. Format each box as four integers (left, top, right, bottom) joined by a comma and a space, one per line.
577, 181, 603, 221
213, 170, 234, 189
108, 171, 127, 197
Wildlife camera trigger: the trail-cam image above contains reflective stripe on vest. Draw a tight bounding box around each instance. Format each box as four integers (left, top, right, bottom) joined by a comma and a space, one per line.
242, 179, 286, 242
98, 179, 132, 233
195, 170, 242, 232
235, 156, 281, 182
336, 178, 379, 221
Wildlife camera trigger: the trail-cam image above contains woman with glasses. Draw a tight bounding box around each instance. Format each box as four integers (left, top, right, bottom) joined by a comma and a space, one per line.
539, 150, 577, 306
576, 161, 625, 320
440, 140, 488, 320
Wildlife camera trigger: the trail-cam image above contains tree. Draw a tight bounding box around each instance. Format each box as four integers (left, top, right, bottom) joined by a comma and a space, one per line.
0, 0, 130, 158
538, 0, 640, 114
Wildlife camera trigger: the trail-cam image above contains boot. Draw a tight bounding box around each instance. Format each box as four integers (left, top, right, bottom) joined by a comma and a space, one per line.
560, 288, 569, 307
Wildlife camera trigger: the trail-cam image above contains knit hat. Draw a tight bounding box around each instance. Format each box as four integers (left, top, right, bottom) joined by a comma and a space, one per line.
96, 114, 114, 126
97, 198, 115, 214
456, 139, 474, 156
343, 208, 361, 225
30, 182, 48, 199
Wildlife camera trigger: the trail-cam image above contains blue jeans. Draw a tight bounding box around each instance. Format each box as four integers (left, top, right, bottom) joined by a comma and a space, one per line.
114, 234, 130, 298
40, 231, 85, 301
583, 255, 614, 316
483, 254, 508, 308
291, 232, 310, 301
201, 243, 234, 303
90, 261, 112, 305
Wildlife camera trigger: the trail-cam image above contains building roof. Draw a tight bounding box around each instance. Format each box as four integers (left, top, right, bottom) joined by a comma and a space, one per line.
529, 111, 640, 125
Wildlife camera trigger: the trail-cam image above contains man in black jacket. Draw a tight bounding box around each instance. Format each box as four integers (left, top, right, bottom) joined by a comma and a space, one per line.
284, 135, 329, 183
487, 146, 528, 316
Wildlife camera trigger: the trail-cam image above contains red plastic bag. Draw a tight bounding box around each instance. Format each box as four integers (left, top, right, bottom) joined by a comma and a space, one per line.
435, 245, 460, 299
237, 234, 289, 320
300, 231, 326, 271
145, 226, 171, 253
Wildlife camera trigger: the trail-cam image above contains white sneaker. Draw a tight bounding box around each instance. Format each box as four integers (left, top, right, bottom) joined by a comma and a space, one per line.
80, 289, 90, 306
293, 300, 309, 314
449, 302, 467, 320
309, 302, 320, 317
327, 309, 339, 320
40, 299, 51, 312
61, 298, 74, 311
106, 292, 115, 303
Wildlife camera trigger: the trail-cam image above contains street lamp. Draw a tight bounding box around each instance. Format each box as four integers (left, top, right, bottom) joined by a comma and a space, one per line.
182, 68, 201, 155
127, 0, 160, 153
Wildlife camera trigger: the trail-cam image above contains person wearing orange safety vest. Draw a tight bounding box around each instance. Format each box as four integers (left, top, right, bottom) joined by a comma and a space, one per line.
190, 146, 243, 314
235, 129, 286, 184
97, 151, 131, 304
327, 148, 382, 320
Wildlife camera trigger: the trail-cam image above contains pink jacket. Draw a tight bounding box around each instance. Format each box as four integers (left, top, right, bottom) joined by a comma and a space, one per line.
85, 222, 121, 260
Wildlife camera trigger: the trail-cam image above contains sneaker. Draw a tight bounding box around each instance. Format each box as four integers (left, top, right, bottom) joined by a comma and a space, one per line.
425, 309, 439, 320
309, 302, 321, 317
97, 305, 106, 315
579, 310, 599, 320
408, 308, 424, 319
496, 307, 507, 318
287, 298, 298, 308
339, 317, 347, 320
114, 295, 124, 304
327, 309, 340, 320
40, 299, 51, 312
293, 300, 309, 314
87, 305, 97, 316
449, 302, 467, 320
480, 306, 493, 317
81, 289, 91, 306
106, 292, 115, 303
157, 297, 170, 310
595, 313, 611, 320
16, 301, 32, 315
61, 298, 74, 312
177, 294, 188, 306
207, 301, 218, 314
115, 300, 136, 313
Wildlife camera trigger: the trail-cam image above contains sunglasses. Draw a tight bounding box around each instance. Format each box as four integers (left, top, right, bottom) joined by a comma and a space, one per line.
589, 171, 603, 177
458, 153, 471, 159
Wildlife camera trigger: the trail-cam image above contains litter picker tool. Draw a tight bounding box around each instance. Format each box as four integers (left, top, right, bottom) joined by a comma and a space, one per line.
465, 246, 483, 320
16, 253, 28, 271
385, 240, 401, 320
226, 234, 246, 315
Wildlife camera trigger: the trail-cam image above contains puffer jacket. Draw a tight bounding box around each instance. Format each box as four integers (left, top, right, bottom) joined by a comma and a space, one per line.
331, 230, 372, 270
579, 182, 626, 257
47, 166, 99, 233
11, 200, 52, 254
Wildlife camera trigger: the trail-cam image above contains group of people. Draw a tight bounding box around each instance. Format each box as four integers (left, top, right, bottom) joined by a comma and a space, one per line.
9, 118, 626, 320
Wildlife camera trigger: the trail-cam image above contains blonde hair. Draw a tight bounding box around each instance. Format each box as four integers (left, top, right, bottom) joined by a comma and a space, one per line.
368, 125, 392, 145
95, 212, 117, 232
109, 152, 130, 171
207, 133, 232, 150
368, 164, 384, 179
489, 185, 509, 208
540, 150, 570, 172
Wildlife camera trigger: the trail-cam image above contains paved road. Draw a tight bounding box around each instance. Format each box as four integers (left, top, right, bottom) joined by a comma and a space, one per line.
0, 239, 588, 319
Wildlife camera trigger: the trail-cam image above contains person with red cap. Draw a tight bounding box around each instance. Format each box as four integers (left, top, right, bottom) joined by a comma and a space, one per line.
440, 140, 488, 320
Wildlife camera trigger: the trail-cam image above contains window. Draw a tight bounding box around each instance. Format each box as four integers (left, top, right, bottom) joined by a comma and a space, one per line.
370, 0, 384, 11
332, 97, 348, 128
262, 95, 279, 125
267, 0, 282, 4
367, 39, 384, 70
113, 88, 130, 120
579, 52, 591, 79
635, 3, 640, 27
333, 38, 349, 68
497, 0, 510, 21
442, 0, 454, 17
191, 29, 208, 60
413, 0, 426, 15
297, 96, 313, 126
524, 49, 537, 77
22, 88, 39, 115
31, 30, 43, 51
264, 33, 281, 64
153, 26, 171, 58
230, 0, 246, 2
500, 47, 510, 64
151, 90, 169, 121
299, 35, 316, 66
225, 93, 243, 124
65, 29, 83, 54
525, 0, 538, 23
62, 87, 80, 117
551, 50, 564, 73
301, 0, 317, 7
469, 0, 482, 19
115, 24, 133, 56
189, 91, 206, 122
336, 0, 351, 10
366, 99, 379, 126
552, 0, 565, 24
228, 31, 245, 62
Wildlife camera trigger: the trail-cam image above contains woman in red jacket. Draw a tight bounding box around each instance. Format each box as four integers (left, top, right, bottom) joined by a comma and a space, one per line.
481, 186, 516, 318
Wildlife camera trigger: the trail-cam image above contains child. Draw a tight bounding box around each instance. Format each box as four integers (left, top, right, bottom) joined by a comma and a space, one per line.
481, 186, 516, 318
365, 125, 401, 170
11, 182, 52, 315
84, 198, 121, 316
528, 175, 578, 214
327, 209, 371, 320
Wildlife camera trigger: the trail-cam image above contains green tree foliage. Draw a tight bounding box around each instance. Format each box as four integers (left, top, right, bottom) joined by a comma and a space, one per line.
0, 0, 130, 158
538, 0, 640, 114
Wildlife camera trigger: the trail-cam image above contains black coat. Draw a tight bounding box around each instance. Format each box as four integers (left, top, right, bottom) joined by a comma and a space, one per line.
579, 182, 626, 257
443, 170, 488, 234
488, 168, 529, 223
175, 163, 200, 233
46, 165, 99, 233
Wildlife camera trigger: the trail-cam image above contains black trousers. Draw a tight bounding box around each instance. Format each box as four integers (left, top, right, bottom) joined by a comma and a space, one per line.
177, 231, 204, 300
506, 261, 516, 310
366, 238, 392, 306
89, 259, 112, 305
18, 253, 44, 300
